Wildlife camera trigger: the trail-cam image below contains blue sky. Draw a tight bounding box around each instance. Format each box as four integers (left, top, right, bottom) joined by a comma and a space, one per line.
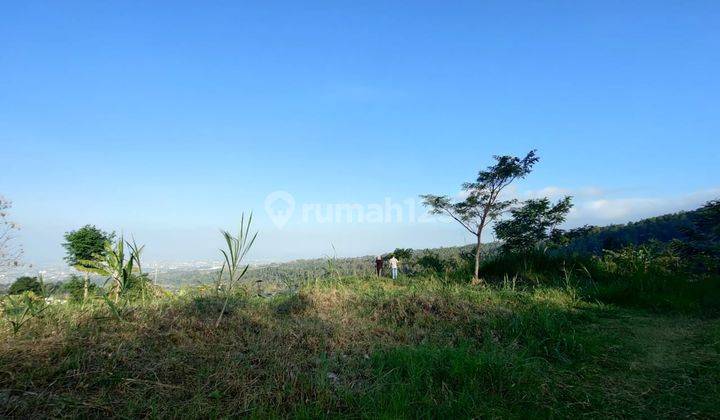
1, 1, 719, 266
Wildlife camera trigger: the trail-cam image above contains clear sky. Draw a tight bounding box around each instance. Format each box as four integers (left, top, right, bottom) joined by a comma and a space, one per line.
1, 1, 719, 266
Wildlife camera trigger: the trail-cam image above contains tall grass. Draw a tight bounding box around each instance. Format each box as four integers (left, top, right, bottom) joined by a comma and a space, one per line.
216, 213, 257, 327
476, 246, 720, 316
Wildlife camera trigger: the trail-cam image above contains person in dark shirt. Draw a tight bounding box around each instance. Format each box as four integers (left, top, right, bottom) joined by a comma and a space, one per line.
375, 255, 383, 277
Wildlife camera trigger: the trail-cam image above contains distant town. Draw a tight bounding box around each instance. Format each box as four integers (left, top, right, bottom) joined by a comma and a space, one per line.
0, 260, 228, 285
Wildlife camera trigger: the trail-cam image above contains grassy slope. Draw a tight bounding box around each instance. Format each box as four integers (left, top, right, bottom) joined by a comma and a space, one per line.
1, 277, 719, 418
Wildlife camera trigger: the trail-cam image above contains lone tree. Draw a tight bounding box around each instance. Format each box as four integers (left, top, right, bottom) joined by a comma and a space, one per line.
421, 150, 539, 280
62, 225, 115, 302
494, 196, 573, 252
0, 196, 23, 279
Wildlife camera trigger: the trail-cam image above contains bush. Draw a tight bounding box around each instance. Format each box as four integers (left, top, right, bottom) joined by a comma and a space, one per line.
594, 243, 681, 277
61, 275, 98, 303
8, 276, 42, 295
478, 248, 590, 286
416, 253, 448, 276
470, 244, 720, 316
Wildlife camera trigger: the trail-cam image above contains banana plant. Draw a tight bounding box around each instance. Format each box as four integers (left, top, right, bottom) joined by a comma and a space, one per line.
216, 213, 257, 327
81, 235, 144, 304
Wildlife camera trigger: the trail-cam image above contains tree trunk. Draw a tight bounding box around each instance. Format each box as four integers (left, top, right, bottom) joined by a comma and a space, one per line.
83, 272, 89, 302
474, 229, 483, 280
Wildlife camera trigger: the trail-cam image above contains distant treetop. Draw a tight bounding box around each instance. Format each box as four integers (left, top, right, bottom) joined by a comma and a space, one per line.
62, 225, 115, 270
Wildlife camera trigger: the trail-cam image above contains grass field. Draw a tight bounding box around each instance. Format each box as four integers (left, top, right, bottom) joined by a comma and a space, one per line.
1, 276, 719, 418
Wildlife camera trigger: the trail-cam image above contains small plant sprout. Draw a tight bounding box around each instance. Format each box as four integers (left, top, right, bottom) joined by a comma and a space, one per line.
216, 213, 257, 327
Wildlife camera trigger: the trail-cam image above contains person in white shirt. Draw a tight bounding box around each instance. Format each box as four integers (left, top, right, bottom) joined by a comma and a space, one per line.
389, 256, 399, 280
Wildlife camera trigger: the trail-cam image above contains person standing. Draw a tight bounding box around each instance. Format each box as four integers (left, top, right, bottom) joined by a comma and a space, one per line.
375, 255, 383, 277
389, 255, 399, 280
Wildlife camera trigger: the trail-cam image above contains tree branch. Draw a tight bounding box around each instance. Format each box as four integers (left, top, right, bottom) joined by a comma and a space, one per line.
440, 206, 477, 236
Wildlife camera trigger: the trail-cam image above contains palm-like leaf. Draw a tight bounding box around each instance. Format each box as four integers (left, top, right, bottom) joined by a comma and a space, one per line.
79, 235, 146, 303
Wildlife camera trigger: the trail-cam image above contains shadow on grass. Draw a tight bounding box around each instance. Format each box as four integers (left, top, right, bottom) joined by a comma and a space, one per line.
586, 275, 720, 317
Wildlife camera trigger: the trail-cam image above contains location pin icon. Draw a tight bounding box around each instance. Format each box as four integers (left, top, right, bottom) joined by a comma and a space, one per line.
264, 191, 295, 229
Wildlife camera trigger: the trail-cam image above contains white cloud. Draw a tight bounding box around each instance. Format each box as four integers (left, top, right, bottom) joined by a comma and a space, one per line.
460, 184, 719, 227
489, 185, 605, 202
516, 185, 605, 200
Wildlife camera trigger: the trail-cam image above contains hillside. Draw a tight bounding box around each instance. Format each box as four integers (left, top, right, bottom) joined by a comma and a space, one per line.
2, 276, 719, 417
561, 209, 700, 255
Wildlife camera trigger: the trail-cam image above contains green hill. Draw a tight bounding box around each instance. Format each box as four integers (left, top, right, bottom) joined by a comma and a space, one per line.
561, 210, 699, 255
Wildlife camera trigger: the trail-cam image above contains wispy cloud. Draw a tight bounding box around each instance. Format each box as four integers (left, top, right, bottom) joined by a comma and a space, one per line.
484, 184, 605, 202
522, 186, 605, 200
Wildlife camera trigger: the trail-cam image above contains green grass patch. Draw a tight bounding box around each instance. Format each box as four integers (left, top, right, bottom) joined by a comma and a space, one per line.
1, 276, 718, 417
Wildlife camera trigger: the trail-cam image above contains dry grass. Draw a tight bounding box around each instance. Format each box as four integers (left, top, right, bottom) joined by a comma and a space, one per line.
1, 276, 718, 418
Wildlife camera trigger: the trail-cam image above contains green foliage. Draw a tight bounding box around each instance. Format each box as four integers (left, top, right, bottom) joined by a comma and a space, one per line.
695, 199, 720, 240
61, 275, 99, 303
62, 225, 116, 304
102, 294, 124, 321
422, 150, 540, 278
546, 198, 720, 274
8, 276, 42, 295
596, 243, 681, 277
477, 243, 720, 316
322, 244, 341, 280
495, 196, 573, 252
671, 199, 720, 273
554, 206, 713, 255
216, 213, 257, 327
62, 225, 115, 269
416, 252, 448, 276
390, 248, 413, 260
1, 291, 47, 334
81, 236, 145, 304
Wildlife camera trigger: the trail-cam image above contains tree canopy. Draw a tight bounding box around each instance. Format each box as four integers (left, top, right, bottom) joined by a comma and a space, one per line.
494, 197, 573, 252
62, 225, 115, 271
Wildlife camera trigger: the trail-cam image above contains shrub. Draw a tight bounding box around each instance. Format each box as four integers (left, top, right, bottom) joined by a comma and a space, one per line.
1, 291, 48, 334
8, 276, 42, 295
594, 243, 681, 277
62, 275, 98, 303
416, 253, 448, 276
